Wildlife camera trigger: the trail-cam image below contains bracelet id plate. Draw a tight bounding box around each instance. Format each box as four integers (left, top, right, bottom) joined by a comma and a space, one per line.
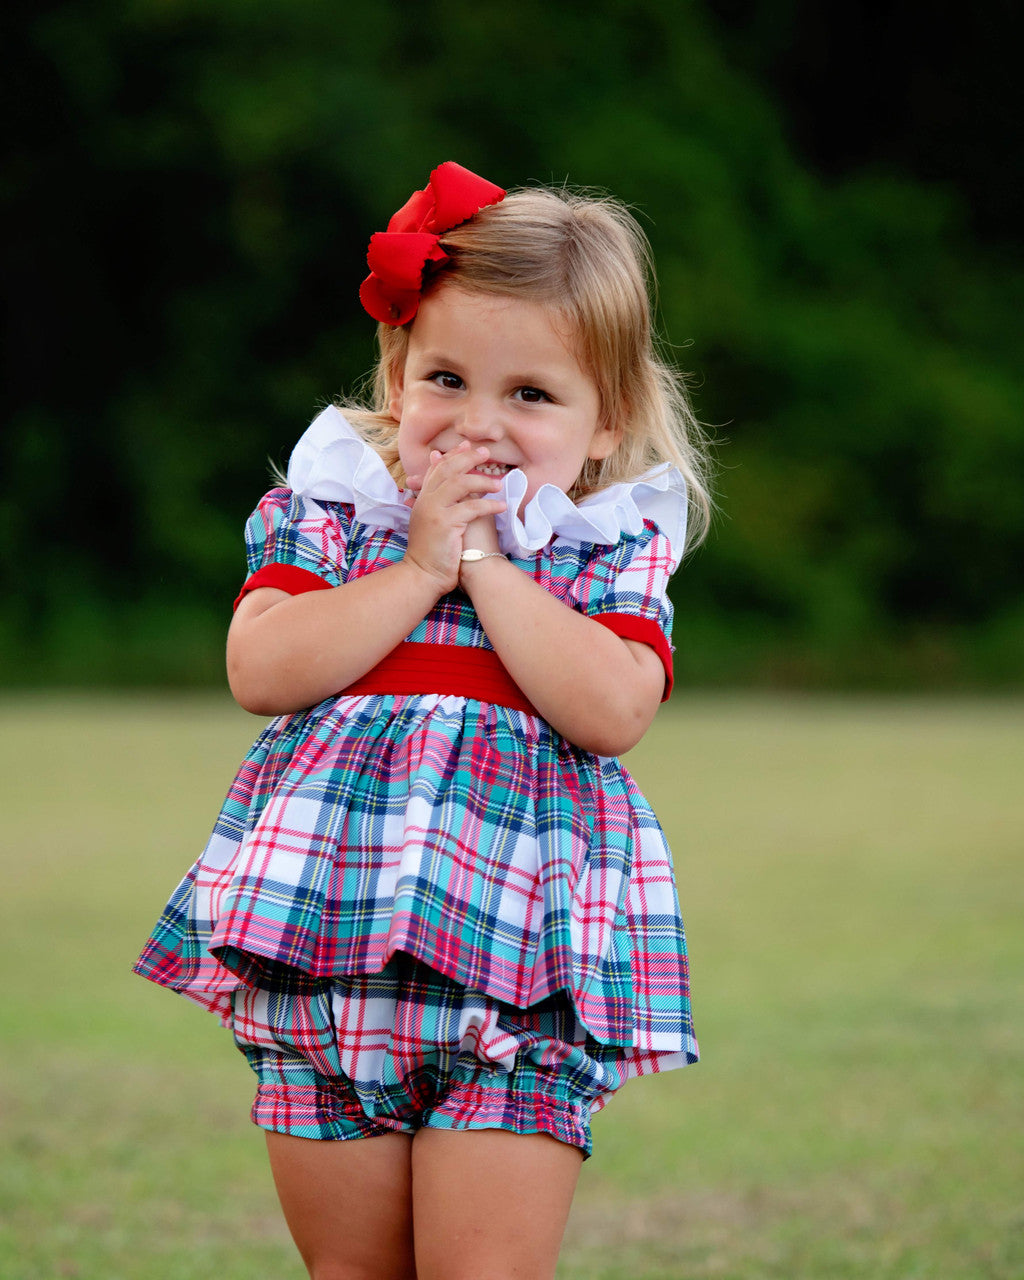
460, 549, 505, 563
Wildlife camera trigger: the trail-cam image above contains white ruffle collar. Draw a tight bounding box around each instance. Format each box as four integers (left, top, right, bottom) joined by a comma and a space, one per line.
286, 405, 687, 563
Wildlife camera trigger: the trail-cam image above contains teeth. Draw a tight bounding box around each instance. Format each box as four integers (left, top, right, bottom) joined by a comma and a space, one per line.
473, 464, 510, 475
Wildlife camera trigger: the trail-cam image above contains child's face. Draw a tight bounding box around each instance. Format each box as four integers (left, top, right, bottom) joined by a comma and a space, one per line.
391, 285, 619, 507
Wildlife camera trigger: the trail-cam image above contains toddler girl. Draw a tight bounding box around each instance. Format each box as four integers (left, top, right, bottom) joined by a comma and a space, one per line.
135, 161, 711, 1280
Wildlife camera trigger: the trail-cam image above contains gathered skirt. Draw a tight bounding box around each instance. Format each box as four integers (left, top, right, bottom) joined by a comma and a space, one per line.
134, 691, 698, 1076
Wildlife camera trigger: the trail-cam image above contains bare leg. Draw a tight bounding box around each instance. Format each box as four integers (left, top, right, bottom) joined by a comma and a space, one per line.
411, 1129, 583, 1280
265, 1130, 417, 1280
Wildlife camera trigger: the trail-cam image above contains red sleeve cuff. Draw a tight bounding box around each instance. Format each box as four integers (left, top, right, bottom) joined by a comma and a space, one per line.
592, 612, 674, 700
233, 563, 334, 611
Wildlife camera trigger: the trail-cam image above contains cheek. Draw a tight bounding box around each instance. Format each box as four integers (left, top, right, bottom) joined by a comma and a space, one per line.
396, 403, 439, 468
399, 397, 436, 440
396, 419, 421, 461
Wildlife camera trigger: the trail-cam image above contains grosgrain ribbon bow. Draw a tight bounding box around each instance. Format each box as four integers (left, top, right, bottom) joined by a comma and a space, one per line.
359, 162, 506, 326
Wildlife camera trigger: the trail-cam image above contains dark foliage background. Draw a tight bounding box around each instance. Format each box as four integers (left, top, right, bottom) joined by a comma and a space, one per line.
3, 0, 1022, 688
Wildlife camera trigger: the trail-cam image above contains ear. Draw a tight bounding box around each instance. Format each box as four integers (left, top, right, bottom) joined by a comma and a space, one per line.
587, 417, 623, 462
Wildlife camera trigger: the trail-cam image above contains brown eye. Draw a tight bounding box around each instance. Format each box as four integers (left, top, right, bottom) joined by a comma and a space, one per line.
429, 371, 463, 390
516, 386, 550, 403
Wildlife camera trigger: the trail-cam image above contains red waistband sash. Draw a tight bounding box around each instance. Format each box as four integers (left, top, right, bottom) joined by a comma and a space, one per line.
341, 642, 538, 715
234, 562, 673, 704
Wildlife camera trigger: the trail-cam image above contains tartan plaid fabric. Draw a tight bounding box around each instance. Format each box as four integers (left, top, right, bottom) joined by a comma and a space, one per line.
232, 952, 683, 1155
235, 488, 677, 650
133, 490, 698, 1069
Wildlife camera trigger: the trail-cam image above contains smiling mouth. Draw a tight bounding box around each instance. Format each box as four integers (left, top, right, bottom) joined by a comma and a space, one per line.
471, 462, 513, 477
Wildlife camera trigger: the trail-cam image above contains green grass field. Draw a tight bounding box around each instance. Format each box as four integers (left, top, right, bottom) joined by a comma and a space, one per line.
2, 694, 1021, 1278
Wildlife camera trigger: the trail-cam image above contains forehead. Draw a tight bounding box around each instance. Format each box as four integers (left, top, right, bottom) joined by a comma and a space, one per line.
408, 285, 585, 369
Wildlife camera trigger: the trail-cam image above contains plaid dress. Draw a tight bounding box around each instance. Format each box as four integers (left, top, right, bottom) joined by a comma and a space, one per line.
134, 411, 698, 1088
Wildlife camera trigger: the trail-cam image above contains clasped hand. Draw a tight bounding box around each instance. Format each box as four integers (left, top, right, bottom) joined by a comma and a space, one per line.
403, 442, 507, 594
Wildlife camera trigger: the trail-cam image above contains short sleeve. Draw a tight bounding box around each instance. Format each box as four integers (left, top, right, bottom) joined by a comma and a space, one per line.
571, 521, 678, 699
233, 489, 349, 610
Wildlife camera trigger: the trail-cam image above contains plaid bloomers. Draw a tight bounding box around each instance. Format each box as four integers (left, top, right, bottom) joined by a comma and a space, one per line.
232, 953, 635, 1156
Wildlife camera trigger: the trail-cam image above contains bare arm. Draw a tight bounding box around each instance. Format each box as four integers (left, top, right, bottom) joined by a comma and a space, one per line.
459, 554, 666, 756
227, 562, 442, 716
227, 442, 505, 716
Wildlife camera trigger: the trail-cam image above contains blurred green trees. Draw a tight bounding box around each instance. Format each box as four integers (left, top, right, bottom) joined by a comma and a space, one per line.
3, 0, 1021, 687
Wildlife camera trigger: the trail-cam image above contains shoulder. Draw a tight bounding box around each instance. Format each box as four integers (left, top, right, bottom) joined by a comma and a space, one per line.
562, 520, 677, 611
574, 466, 687, 565
243, 487, 358, 562
553, 518, 669, 572
247, 486, 355, 532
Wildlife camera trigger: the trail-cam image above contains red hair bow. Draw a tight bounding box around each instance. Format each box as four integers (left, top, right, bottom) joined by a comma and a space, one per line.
359, 162, 506, 326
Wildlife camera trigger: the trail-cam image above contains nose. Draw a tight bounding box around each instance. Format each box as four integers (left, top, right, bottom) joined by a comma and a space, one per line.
457, 395, 504, 444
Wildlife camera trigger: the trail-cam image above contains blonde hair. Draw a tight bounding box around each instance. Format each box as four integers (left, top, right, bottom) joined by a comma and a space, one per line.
344, 185, 713, 551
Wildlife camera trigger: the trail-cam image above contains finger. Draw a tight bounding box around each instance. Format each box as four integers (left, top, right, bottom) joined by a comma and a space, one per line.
430, 444, 496, 478
425, 465, 504, 504
418, 448, 458, 491
419, 449, 448, 482
454, 496, 507, 524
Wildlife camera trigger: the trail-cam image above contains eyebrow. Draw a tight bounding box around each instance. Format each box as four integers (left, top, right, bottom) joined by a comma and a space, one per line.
410, 350, 461, 367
